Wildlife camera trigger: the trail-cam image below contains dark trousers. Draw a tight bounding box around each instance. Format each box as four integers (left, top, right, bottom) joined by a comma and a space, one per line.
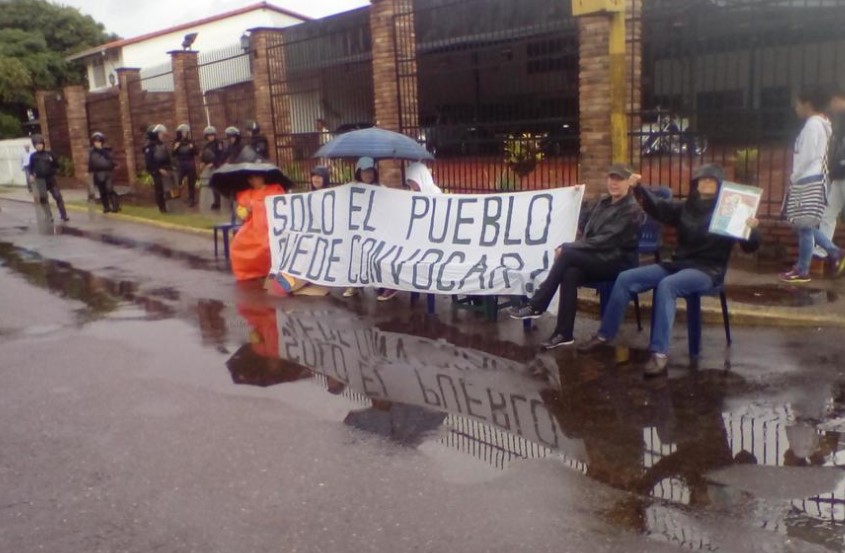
152, 172, 166, 212
94, 174, 119, 212
530, 248, 628, 340
176, 165, 197, 203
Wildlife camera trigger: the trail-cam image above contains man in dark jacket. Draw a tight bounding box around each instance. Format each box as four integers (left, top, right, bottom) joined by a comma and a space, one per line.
145, 124, 172, 213
28, 134, 68, 223
510, 164, 643, 350
172, 123, 198, 207
88, 132, 120, 213
579, 164, 761, 376
200, 126, 226, 210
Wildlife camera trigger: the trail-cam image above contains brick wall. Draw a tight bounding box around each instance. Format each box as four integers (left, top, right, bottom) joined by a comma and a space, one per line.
170, 50, 207, 137
64, 85, 90, 184
86, 89, 129, 184
251, 28, 286, 165
40, 91, 71, 160
204, 81, 256, 133
128, 89, 175, 176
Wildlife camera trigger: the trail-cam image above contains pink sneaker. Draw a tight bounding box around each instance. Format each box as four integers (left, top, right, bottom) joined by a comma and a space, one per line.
778, 268, 811, 284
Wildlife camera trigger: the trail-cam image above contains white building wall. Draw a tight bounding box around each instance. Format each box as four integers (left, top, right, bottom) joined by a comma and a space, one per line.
0, 138, 35, 187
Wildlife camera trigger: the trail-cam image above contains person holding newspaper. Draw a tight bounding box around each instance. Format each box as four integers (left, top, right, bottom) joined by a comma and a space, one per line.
579, 164, 761, 377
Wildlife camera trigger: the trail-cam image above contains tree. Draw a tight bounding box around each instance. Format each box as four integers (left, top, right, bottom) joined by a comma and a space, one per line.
0, 0, 117, 138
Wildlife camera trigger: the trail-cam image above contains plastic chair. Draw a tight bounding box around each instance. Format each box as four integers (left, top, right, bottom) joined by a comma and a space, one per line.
680, 284, 731, 358
213, 199, 241, 259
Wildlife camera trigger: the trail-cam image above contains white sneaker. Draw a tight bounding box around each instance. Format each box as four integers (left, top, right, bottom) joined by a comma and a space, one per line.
342, 287, 359, 298
813, 246, 828, 259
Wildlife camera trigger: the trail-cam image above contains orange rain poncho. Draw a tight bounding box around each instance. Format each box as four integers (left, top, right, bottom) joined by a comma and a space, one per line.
230, 184, 286, 281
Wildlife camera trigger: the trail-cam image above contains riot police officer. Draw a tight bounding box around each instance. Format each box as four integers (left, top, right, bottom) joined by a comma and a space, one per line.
247, 120, 269, 160
144, 124, 172, 213
224, 126, 258, 164
28, 134, 68, 223
173, 123, 198, 207
200, 126, 226, 210
88, 131, 120, 213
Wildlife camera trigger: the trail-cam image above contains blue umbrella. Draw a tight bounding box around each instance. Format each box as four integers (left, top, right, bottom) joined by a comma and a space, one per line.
314, 127, 434, 161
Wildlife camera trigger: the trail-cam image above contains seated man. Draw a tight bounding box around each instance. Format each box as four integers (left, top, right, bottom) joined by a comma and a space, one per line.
510, 164, 643, 349
579, 164, 761, 376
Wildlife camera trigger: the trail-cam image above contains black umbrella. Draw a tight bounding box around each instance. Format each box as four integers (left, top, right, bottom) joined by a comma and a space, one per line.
314, 127, 434, 161
209, 162, 294, 198
226, 344, 312, 387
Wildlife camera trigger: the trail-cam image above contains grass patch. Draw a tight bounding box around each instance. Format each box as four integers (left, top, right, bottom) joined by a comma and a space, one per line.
67, 200, 229, 230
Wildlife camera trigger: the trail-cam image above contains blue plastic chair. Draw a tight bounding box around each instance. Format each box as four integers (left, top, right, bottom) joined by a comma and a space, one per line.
679, 284, 731, 358
213, 199, 241, 259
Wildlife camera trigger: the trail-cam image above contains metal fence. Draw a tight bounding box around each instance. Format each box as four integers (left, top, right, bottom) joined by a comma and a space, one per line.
267, 8, 374, 187
396, 0, 581, 192
196, 43, 254, 131
632, 0, 845, 218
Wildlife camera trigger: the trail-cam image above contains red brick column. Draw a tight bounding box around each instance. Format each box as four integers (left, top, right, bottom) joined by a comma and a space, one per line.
577, 1, 642, 195
35, 91, 52, 149
169, 50, 205, 137
117, 68, 141, 185
249, 28, 286, 165
626, 0, 643, 169
63, 84, 90, 183
370, 0, 419, 187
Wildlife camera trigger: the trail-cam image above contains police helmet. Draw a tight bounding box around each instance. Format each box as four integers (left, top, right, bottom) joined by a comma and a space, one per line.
203, 126, 217, 137
247, 120, 260, 134
91, 131, 105, 142
152, 124, 167, 134
31, 134, 45, 146
176, 123, 190, 134
225, 126, 240, 138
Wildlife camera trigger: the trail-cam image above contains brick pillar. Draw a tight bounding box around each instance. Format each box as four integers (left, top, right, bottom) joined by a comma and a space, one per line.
170, 50, 205, 137
370, 0, 419, 187
249, 28, 286, 165
63, 84, 89, 183
577, 1, 642, 195
117, 68, 141, 185
35, 91, 52, 148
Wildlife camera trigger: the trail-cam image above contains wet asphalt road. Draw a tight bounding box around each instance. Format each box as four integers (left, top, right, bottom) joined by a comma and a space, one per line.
1, 202, 845, 552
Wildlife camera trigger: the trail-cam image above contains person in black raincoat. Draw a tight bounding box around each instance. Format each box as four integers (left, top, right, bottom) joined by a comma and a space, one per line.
28, 134, 68, 223
87, 131, 120, 213
510, 164, 643, 350
580, 164, 761, 376
172, 123, 198, 207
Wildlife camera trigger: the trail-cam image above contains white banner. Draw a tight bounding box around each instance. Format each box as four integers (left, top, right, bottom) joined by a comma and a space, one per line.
266, 184, 584, 295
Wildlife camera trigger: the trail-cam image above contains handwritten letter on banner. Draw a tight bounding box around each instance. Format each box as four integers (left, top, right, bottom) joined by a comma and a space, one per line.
266, 184, 584, 295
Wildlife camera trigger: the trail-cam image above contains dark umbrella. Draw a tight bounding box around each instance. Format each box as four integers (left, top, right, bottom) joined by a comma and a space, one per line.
343, 401, 446, 447
209, 162, 294, 198
314, 127, 434, 161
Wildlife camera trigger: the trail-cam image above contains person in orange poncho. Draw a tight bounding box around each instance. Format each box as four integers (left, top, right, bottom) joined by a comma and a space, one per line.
225, 165, 290, 281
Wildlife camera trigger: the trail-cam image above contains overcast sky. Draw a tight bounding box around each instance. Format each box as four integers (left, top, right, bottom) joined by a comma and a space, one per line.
60, 0, 370, 39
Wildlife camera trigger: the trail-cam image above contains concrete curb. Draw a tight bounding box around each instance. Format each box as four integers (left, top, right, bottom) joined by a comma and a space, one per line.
64, 204, 214, 237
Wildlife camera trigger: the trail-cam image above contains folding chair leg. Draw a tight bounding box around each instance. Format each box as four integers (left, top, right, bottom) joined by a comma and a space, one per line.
484, 296, 498, 322
720, 291, 732, 345
634, 294, 642, 332
426, 293, 435, 315
213, 228, 219, 258
686, 294, 703, 358
222, 231, 231, 260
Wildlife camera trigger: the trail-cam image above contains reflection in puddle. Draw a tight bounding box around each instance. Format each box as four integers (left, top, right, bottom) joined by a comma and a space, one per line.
727, 283, 839, 307
226, 304, 845, 550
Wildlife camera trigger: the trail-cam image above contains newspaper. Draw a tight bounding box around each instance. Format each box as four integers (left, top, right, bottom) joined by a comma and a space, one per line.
708, 181, 762, 240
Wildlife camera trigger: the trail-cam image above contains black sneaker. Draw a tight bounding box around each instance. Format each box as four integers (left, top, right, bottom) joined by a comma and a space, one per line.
541, 334, 575, 350
509, 305, 543, 320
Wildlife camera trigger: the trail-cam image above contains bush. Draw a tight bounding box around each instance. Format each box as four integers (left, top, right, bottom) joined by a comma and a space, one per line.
56, 156, 73, 177
135, 171, 153, 187
0, 112, 22, 139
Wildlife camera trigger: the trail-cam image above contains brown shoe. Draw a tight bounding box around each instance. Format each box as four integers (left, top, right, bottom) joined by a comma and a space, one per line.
643, 353, 669, 377
577, 334, 609, 353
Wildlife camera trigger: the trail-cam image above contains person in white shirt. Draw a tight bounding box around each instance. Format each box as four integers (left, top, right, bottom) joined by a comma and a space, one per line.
20, 144, 32, 193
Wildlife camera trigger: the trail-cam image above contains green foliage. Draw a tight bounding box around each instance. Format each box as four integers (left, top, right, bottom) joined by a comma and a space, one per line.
503, 132, 545, 177
56, 156, 73, 177
0, 0, 117, 135
734, 148, 759, 184
135, 171, 154, 187
0, 112, 23, 139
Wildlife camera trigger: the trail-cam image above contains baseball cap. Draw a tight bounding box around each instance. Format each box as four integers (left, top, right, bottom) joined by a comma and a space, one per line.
607, 163, 633, 179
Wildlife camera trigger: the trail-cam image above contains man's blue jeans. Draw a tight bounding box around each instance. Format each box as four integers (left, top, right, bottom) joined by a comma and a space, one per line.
598, 264, 713, 355
796, 227, 840, 274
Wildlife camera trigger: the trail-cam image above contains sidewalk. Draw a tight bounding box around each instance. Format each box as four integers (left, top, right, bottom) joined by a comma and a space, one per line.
2, 186, 844, 328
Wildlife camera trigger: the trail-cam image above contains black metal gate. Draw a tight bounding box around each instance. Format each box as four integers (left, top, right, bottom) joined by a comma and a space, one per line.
634, 0, 845, 218
266, 9, 374, 187
395, 0, 580, 193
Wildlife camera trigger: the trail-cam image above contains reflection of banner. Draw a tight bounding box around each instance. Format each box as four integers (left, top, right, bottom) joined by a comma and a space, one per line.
275, 309, 587, 461
266, 184, 584, 295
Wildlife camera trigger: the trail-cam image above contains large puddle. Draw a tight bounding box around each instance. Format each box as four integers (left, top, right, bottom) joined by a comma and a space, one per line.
2, 239, 845, 551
